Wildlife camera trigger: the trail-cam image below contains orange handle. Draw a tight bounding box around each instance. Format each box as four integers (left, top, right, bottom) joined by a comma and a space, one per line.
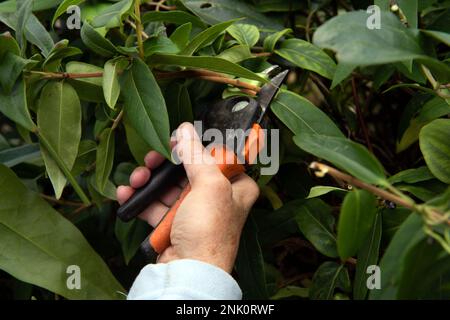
149, 126, 265, 254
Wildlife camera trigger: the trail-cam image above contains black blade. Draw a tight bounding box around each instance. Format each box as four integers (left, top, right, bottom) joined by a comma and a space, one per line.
256, 70, 289, 123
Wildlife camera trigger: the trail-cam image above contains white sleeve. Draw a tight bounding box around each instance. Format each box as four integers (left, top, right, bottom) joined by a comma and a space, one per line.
127, 259, 242, 300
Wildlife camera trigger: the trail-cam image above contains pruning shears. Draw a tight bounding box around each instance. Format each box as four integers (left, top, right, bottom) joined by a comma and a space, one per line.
116, 68, 289, 259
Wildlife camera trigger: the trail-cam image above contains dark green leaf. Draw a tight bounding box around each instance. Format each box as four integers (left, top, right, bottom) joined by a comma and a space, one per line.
80, 22, 117, 57
0, 164, 124, 299
0, 52, 37, 94
295, 199, 338, 258
121, 59, 171, 159
180, 19, 238, 55
170, 22, 192, 50
123, 115, 151, 166
353, 212, 382, 300
293, 134, 388, 186
181, 0, 283, 31
419, 119, 450, 184
164, 82, 193, 130
103, 57, 127, 109
142, 10, 205, 28
52, 0, 84, 27
115, 218, 149, 264
389, 166, 435, 184
369, 214, 425, 299
227, 23, 260, 47
263, 28, 292, 52
216, 44, 252, 63
337, 189, 377, 260
0, 77, 36, 131
144, 36, 179, 57
37, 81, 81, 199
310, 262, 350, 300
235, 216, 268, 299
96, 128, 115, 192
91, 0, 132, 29
271, 90, 343, 137
0, 143, 41, 167
275, 39, 336, 79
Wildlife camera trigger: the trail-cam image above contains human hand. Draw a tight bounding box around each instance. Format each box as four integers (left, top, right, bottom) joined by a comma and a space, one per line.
116, 122, 260, 273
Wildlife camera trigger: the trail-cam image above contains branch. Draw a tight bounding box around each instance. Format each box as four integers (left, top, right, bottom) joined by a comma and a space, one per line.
147, 1, 176, 10
309, 162, 450, 227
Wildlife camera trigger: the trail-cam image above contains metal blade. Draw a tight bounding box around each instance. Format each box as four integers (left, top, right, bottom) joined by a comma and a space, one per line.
256, 70, 289, 123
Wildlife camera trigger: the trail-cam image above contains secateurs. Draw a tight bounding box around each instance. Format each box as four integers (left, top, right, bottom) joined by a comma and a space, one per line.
117, 68, 289, 259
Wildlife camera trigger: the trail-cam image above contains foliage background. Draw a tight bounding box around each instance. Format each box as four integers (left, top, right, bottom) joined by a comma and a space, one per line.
0, 0, 449, 300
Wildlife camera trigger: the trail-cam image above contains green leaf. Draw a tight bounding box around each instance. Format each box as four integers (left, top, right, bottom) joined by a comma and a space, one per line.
295, 199, 338, 258
181, 0, 283, 31
0, 33, 20, 56
180, 19, 238, 55
142, 10, 205, 28
96, 128, 115, 192
306, 186, 347, 199
353, 212, 382, 300
121, 59, 171, 159
52, 0, 84, 27
0, 10, 54, 57
227, 23, 260, 47
170, 22, 192, 50
235, 216, 268, 299
421, 30, 450, 46
115, 219, 149, 265
369, 214, 425, 299
0, 52, 37, 94
310, 262, 350, 300
275, 39, 336, 79
103, 58, 127, 109
80, 21, 117, 57
397, 97, 450, 152
66, 61, 104, 102
0, 164, 124, 299
123, 115, 151, 166
164, 82, 193, 130
263, 28, 292, 52
42, 40, 82, 71
91, 0, 133, 29
71, 140, 96, 177
0, 143, 41, 167
143, 36, 179, 57
0, 0, 62, 13
0, 77, 36, 131
419, 119, 450, 184
331, 63, 356, 89
293, 134, 388, 186
216, 44, 252, 63
389, 166, 434, 184
271, 90, 343, 138
271, 286, 309, 300
37, 81, 81, 199
16, 0, 33, 51
397, 237, 450, 299
150, 53, 267, 82
337, 189, 377, 260
313, 11, 450, 82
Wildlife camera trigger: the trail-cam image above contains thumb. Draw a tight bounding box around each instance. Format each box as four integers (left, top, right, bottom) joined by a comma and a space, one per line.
175, 122, 222, 186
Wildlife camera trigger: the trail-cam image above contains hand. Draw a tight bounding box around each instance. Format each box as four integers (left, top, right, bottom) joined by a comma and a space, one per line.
116, 122, 260, 273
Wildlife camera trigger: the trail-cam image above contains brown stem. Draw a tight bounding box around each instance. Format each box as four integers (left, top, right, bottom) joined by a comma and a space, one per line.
252, 52, 272, 58
147, 1, 176, 10
111, 110, 124, 130
310, 162, 450, 226
352, 77, 373, 153
127, 18, 149, 40
155, 70, 262, 92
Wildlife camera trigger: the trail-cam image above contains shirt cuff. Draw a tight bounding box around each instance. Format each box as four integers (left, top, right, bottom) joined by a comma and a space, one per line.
127, 259, 242, 300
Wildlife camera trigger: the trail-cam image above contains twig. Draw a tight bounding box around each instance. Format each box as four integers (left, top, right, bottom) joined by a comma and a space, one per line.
147, 1, 176, 10
134, 0, 145, 59
352, 77, 373, 153
421, 65, 439, 90
252, 52, 272, 58
111, 110, 124, 130
127, 18, 149, 40
309, 162, 450, 226
28, 69, 262, 92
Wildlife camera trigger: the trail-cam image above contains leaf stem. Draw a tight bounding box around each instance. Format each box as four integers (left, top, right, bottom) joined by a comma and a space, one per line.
37, 131, 91, 205
261, 185, 283, 210
309, 161, 450, 226
134, 0, 145, 59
